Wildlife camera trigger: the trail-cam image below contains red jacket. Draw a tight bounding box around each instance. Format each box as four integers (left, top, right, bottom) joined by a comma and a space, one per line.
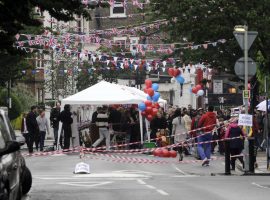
198, 112, 217, 133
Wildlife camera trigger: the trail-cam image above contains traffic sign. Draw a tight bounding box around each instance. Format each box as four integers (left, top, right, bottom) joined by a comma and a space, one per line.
233, 31, 258, 50
243, 90, 250, 99
234, 57, 257, 80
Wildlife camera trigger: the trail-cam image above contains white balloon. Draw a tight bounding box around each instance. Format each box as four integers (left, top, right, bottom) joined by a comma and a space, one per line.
171, 77, 176, 83
197, 90, 204, 96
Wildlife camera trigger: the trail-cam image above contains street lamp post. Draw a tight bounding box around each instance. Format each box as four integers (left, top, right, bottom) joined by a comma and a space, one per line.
234, 25, 250, 172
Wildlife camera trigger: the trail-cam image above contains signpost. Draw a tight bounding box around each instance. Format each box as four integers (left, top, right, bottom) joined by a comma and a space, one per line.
234, 26, 257, 173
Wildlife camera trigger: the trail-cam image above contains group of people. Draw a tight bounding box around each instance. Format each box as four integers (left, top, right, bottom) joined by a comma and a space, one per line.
149, 105, 249, 169
91, 106, 141, 151
22, 103, 73, 153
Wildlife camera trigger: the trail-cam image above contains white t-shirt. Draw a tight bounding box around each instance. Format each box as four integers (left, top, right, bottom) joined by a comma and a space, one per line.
172, 117, 187, 144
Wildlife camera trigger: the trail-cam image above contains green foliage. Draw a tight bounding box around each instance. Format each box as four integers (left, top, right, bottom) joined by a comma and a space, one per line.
150, 0, 270, 73
0, 89, 23, 120
12, 86, 36, 112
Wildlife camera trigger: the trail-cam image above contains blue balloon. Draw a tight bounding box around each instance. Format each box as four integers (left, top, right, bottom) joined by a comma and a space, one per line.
147, 95, 152, 101
152, 83, 159, 91
176, 75, 185, 84
138, 102, 146, 111
152, 92, 160, 102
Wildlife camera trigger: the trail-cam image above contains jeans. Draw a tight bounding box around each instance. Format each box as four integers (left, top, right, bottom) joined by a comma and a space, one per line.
92, 128, 110, 151
39, 131, 46, 151
53, 127, 59, 145
197, 133, 212, 160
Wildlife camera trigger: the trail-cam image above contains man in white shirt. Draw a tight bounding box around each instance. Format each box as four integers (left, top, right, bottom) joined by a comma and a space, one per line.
36, 109, 50, 151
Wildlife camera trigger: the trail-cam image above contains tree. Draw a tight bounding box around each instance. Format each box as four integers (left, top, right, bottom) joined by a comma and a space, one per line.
150, 0, 270, 73
0, 0, 106, 86
0, 89, 23, 120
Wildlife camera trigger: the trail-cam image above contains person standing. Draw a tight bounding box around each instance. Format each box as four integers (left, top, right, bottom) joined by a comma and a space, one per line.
21, 112, 30, 151
26, 106, 39, 153
36, 109, 50, 151
59, 104, 73, 150
198, 106, 217, 166
50, 102, 61, 146
92, 106, 110, 151
225, 121, 245, 170
172, 109, 187, 161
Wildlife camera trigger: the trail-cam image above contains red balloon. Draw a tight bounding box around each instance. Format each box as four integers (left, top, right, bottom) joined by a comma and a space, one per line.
145, 79, 152, 88
147, 88, 155, 97
143, 88, 148, 93
168, 68, 174, 77
141, 111, 146, 116
196, 84, 202, 91
154, 148, 163, 157
147, 114, 153, 121
162, 149, 170, 157
169, 150, 177, 158
145, 100, 152, 107
154, 103, 160, 109
173, 69, 181, 77
146, 106, 153, 114
192, 87, 198, 94
152, 108, 158, 116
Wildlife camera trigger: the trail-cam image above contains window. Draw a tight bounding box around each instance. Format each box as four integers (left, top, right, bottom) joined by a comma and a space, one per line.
110, 0, 126, 18
129, 37, 139, 52
113, 36, 127, 48
0, 116, 8, 150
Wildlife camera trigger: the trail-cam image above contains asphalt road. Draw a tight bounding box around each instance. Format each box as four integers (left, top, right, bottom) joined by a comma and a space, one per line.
22, 152, 270, 200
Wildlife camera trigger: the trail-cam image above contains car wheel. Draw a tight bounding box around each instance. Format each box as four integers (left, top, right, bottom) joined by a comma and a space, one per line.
21, 167, 32, 195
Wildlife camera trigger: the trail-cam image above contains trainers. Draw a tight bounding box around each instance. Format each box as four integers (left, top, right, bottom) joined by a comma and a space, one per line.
202, 158, 208, 166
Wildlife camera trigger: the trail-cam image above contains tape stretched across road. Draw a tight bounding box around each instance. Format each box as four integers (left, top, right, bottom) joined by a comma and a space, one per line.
22, 117, 240, 157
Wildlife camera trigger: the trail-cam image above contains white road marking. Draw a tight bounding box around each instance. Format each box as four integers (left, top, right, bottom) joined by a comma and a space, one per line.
172, 164, 187, 175
137, 179, 146, 185
172, 175, 199, 178
252, 182, 269, 189
145, 185, 156, 189
35, 173, 149, 180
59, 181, 112, 187
156, 189, 169, 196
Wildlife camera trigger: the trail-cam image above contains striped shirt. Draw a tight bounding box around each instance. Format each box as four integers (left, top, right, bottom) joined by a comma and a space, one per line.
96, 113, 109, 128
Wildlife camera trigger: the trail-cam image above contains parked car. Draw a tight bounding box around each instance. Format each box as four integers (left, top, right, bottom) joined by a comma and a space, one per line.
0, 109, 32, 200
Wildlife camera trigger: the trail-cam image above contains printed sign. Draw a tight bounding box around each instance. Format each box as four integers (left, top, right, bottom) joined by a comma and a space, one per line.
213, 80, 223, 94
238, 114, 253, 127
242, 90, 250, 99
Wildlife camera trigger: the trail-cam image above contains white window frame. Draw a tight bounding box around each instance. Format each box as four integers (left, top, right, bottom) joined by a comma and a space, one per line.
129, 36, 139, 52
113, 36, 127, 48
110, 1, 126, 18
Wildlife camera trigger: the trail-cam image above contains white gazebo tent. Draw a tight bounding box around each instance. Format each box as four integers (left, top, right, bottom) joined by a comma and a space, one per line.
58, 81, 147, 148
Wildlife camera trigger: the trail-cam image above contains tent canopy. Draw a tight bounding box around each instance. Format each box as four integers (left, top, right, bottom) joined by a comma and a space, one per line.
117, 84, 167, 105
62, 81, 146, 105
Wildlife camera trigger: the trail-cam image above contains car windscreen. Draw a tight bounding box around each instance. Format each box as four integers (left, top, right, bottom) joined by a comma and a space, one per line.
0, 115, 9, 150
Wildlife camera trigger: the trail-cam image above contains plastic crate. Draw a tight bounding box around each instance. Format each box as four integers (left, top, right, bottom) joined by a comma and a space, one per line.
143, 142, 156, 149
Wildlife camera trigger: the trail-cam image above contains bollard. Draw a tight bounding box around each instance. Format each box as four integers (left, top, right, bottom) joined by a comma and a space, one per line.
249, 137, 255, 173
225, 140, 231, 175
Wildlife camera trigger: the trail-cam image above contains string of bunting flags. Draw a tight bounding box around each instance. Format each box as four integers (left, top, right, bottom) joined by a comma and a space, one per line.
81, 0, 152, 9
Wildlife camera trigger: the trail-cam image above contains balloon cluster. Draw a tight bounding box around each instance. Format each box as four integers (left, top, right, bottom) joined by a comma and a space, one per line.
168, 68, 185, 84
153, 149, 177, 158
191, 84, 204, 96
138, 79, 161, 121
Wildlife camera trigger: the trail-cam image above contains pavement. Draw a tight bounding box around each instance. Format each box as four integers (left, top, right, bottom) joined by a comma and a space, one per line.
21, 147, 270, 200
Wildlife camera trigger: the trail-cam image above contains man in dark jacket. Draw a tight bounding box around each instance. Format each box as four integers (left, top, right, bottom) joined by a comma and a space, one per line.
59, 104, 73, 150
26, 106, 39, 153
50, 102, 61, 146
198, 106, 217, 166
